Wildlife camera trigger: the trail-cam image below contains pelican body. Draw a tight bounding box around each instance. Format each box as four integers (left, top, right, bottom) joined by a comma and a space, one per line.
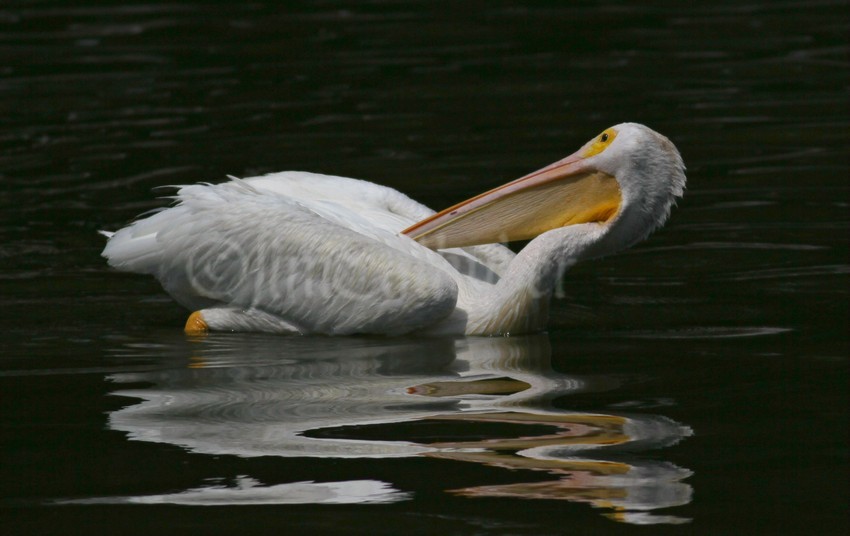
102, 123, 685, 336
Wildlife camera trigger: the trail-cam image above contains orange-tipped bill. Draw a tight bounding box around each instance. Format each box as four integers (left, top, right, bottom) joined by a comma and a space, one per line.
403, 152, 622, 249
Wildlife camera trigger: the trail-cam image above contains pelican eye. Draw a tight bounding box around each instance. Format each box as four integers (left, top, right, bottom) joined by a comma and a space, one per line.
583, 128, 618, 157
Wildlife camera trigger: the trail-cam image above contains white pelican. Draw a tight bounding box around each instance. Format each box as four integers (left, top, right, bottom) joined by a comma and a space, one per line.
102, 123, 685, 336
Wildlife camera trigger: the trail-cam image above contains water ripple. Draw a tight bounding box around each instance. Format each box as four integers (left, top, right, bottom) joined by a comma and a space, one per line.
617, 326, 792, 340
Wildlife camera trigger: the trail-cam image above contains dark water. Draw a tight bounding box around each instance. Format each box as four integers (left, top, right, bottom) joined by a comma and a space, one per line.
2, 1, 848, 534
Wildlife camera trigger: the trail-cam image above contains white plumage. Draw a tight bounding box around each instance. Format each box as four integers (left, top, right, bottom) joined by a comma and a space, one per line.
103, 123, 686, 336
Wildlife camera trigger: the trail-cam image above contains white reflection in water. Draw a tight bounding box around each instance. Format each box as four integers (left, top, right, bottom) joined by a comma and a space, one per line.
106, 334, 692, 524
60, 476, 408, 505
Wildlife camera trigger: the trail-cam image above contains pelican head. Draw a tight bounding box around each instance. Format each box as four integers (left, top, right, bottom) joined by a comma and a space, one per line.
575, 123, 686, 256
403, 122, 686, 258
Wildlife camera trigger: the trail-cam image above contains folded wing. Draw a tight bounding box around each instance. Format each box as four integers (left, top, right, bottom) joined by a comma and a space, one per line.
103, 174, 460, 335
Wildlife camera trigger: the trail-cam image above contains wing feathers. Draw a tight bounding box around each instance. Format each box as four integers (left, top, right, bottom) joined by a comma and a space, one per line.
103, 175, 459, 335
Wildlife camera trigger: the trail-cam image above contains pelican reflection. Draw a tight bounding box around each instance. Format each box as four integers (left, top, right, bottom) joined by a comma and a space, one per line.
105, 334, 692, 523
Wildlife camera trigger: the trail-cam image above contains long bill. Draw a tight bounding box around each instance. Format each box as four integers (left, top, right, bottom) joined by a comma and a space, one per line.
402, 151, 622, 249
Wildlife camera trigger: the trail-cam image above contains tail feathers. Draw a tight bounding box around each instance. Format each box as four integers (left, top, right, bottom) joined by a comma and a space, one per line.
101, 178, 267, 277
102, 229, 163, 273
101, 203, 192, 274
